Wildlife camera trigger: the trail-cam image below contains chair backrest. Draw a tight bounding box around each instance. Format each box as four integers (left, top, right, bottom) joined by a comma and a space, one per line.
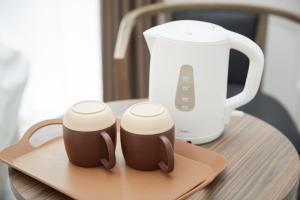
113, 2, 300, 100
172, 10, 258, 85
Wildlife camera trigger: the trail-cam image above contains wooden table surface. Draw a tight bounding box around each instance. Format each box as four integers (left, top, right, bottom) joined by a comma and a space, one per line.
8, 99, 300, 200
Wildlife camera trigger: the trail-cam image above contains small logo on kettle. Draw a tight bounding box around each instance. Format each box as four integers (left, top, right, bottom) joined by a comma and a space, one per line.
179, 129, 190, 134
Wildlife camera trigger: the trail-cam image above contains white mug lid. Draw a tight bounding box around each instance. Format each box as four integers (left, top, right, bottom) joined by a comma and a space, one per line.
63, 100, 115, 132
121, 101, 174, 134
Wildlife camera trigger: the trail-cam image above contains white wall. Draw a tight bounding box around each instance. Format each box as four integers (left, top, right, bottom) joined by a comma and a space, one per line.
165, 0, 300, 131
263, 16, 300, 129
0, 0, 102, 132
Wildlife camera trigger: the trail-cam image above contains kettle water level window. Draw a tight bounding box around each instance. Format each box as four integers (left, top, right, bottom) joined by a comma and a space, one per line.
175, 65, 195, 111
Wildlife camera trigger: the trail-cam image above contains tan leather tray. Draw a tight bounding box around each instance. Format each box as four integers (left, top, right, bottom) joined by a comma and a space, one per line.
0, 119, 227, 200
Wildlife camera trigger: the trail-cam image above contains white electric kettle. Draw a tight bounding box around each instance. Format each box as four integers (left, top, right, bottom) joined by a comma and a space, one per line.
144, 20, 264, 144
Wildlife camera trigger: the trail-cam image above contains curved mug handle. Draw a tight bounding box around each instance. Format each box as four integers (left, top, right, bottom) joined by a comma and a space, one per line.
99, 132, 116, 169
225, 31, 264, 123
158, 135, 174, 173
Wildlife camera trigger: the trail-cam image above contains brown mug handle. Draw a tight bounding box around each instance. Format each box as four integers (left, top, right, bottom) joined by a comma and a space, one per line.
99, 132, 116, 169
158, 135, 174, 173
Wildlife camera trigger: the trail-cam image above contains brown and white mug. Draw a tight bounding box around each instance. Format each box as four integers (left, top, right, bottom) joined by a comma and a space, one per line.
63, 100, 116, 169
120, 102, 175, 173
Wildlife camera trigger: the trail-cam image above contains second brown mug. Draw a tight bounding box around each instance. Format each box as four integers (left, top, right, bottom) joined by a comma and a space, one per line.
120, 102, 175, 173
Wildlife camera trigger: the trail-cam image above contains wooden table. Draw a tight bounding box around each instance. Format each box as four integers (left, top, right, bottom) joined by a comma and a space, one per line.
8, 99, 300, 200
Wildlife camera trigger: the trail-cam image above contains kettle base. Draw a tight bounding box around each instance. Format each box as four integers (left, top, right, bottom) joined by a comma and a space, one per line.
176, 131, 223, 144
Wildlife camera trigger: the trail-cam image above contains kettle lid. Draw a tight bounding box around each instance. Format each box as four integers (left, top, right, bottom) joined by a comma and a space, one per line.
143, 20, 228, 44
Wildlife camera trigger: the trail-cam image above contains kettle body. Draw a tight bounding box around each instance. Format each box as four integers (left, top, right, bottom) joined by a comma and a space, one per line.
144, 20, 264, 144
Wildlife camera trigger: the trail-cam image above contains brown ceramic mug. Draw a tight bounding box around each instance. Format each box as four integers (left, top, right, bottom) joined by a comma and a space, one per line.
63, 100, 116, 169
120, 102, 175, 173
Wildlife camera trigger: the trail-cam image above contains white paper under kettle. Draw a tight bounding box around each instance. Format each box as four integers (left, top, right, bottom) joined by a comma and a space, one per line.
144, 20, 264, 144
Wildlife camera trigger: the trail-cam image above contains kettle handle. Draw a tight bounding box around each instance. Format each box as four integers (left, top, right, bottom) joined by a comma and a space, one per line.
224, 31, 264, 123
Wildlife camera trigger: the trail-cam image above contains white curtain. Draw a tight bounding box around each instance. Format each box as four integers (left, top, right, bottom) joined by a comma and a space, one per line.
0, 44, 28, 198
0, 0, 102, 133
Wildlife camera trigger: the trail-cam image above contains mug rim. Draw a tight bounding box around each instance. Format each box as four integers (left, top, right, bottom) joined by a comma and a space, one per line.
71, 100, 107, 115
129, 101, 165, 118
63, 101, 116, 132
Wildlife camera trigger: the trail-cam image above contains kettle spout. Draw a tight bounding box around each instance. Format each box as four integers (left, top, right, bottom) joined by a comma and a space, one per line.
143, 31, 156, 53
